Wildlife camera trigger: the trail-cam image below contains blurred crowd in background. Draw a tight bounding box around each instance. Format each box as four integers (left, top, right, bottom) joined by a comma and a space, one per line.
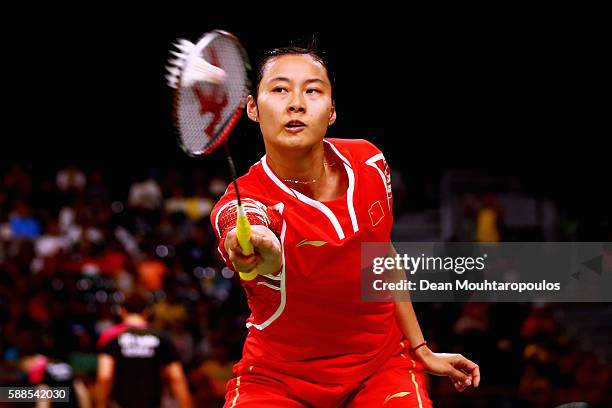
1, 162, 610, 407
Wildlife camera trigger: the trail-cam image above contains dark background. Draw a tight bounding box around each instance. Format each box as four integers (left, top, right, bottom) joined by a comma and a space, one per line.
6, 10, 609, 228
1, 9, 610, 407
5, 11, 608, 179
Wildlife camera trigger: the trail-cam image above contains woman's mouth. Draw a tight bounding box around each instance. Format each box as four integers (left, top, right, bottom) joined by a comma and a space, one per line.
284, 120, 306, 133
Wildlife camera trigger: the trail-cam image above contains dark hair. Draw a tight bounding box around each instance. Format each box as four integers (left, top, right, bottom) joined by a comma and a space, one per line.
122, 289, 151, 314
252, 45, 335, 102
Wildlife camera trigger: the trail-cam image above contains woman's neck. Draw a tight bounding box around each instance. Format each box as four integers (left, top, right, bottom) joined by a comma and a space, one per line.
265, 142, 326, 184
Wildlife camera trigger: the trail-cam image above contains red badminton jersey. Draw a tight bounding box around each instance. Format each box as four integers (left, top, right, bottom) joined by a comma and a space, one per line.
211, 138, 404, 383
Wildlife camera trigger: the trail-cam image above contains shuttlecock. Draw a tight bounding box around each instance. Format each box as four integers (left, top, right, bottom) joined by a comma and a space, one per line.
166, 38, 226, 88
183, 57, 226, 86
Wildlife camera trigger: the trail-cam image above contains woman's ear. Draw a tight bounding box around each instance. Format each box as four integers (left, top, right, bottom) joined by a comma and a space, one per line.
328, 103, 337, 126
246, 95, 259, 122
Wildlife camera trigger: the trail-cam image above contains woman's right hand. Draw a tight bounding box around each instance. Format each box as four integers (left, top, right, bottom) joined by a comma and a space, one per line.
224, 225, 282, 276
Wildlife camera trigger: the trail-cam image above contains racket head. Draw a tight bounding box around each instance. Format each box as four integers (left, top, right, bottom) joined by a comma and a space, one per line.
166, 30, 251, 156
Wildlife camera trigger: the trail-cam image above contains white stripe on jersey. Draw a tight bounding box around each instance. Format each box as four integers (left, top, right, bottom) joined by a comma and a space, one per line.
365, 153, 391, 211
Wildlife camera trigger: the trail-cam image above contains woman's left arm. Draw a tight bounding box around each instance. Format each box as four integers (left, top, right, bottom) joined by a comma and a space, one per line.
390, 244, 481, 392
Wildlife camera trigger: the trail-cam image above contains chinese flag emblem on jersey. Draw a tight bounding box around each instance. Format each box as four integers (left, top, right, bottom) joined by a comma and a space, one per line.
368, 201, 385, 227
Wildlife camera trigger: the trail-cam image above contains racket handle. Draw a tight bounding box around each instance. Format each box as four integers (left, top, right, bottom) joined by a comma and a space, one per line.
236, 205, 258, 281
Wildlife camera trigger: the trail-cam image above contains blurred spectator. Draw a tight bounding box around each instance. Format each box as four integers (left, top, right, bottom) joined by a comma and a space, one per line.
474, 193, 503, 243
153, 294, 188, 333
96, 239, 127, 278
8, 201, 41, 240
97, 289, 192, 408
165, 185, 214, 222
57, 165, 87, 193
136, 254, 168, 292
190, 344, 234, 404
128, 173, 162, 211
22, 354, 90, 407
165, 186, 188, 215
58, 205, 82, 244
35, 220, 70, 259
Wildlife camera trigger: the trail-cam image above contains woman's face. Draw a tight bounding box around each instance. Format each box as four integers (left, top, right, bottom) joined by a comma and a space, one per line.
247, 54, 336, 151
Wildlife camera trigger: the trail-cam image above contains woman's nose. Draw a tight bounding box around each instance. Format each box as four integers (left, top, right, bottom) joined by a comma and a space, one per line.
288, 104, 305, 113
288, 94, 306, 113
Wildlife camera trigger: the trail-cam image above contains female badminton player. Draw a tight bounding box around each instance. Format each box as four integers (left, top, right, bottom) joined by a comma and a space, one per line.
211, 46, 480, 407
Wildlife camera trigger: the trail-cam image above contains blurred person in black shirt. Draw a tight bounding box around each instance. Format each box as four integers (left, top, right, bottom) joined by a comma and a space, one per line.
23, 354, 89, 408
96, 290, 191, 408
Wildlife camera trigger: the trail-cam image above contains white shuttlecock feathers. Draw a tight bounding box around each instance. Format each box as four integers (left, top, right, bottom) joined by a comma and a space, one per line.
166, 38, 226, 89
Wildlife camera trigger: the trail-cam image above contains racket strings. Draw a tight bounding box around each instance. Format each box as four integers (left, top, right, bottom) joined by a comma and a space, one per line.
176, 36, 249, 155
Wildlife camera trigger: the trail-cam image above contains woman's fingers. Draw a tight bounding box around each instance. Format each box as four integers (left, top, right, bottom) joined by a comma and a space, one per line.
225, 226, 282, 275
452, 355, 480, 387
452, 378, 467, 392
447, 366, 471, 390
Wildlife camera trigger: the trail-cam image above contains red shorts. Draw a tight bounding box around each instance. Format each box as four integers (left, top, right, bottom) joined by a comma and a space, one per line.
224, 353, 433, 407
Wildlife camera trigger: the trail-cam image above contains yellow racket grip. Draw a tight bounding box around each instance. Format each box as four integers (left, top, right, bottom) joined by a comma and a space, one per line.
236, 205, 258, 281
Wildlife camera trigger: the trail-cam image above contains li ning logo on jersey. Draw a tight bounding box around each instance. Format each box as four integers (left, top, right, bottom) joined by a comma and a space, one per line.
296, 239, 327, 248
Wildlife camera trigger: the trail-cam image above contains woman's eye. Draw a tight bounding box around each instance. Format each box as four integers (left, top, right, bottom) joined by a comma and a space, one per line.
306, 89, 321, 94
272, 87, 287, 93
